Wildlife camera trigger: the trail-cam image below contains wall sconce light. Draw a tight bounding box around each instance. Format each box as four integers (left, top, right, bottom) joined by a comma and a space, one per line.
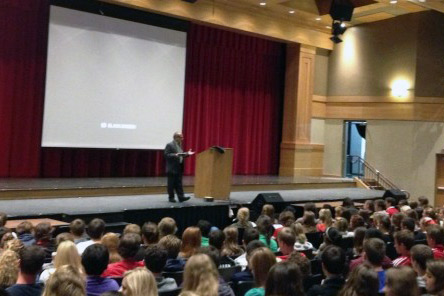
391, 79, 410, 98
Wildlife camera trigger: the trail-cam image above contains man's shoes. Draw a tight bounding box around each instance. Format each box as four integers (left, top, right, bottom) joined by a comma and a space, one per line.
168, 198, 177, 203
178, 196, 191, 202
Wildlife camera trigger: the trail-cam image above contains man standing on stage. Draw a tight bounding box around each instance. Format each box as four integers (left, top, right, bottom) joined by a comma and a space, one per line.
164, 132, 193, 203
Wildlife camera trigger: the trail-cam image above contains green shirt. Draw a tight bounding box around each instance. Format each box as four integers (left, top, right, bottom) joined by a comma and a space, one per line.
201, 237, 209, 246
259, 234, 278, 252
245, 287, 265, 296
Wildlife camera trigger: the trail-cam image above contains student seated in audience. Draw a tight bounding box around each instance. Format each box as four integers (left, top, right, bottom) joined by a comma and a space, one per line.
364, 200, 375, 214
197, 220, 212, 247
123, 224, 141, 236
410, 244, 434, 291
234, 228, 260, 270
245, 247, 276, 296
158, 217, 178, 239
16, 221, 35, 246
179, 227, 202, 259
39, 240, 84, 283
77, 218, 106, 255
349, 215, 365, 232
221, 227, 244, 258
426, 224, 444, 259
333, 218, 354, 238
347, 227, 366, 261
261, 204, 278, 224
349, 228, 393, 271
82, 244, 119, 296
424, 260, 444, 296
402, 217, 426, 241
158, 234, 185, 272
317, 209, 333, 233
363, 238, 387, 292
230, 207, 255, 229
231, 240, 265, 283
418, 196, 429, 208
182, 254, 219, 296
101, 233, 123, 263
70, 218, 88, 244
265, 262, 304, 296
42, 265, 86, 296
423, 207, 438, 225
6, 246, 46, 296
307, 246, 346, 296
276, 227, 296, 261
288, 251, 312, 291
338, 264, 379, 296
384, 266, 419, 296
34, 222, 55, 261
134, 222, 159, 261
335, 206, 344, 221
291, 223, 314, 251
0, 250, 19, 289
102, 233, 144, 277
121, 267, 157, 296
316, 227, 342, 257
197, 246, 235, 296
144, 245, 177, 293
273, 210, 296, 238
301, 211, 318, 234
256, 215, 278, 252
374, 199, 388, 217
393, 229, 415, 267
392, 212, 406, 232
296, 203, 318, 224
386, 197, 399, 216
208, 230, 234, 268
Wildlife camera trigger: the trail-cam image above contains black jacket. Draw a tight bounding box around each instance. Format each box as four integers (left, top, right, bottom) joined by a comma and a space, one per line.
307, 276, 345, 296
164, 141, 184, 174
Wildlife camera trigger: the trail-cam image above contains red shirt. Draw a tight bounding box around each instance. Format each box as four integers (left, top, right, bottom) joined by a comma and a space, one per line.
386, 207, 399, 216
102, 259, 144, 277
432, 245, 444, 259
316, 224, 327, 232
350, 255, 393, 271
393, 255, 411, 267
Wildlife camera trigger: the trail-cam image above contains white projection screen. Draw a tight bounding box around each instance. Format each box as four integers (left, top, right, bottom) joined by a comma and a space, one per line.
42, 6, 187, 149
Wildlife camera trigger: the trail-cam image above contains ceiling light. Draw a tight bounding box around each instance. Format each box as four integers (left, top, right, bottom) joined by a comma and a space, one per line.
390, 0, 397, 4
340, 23, 346, 28
418, 0, 426, 2
326, 25, 331, 29
316, 17, 321, 21
259, 2, 266, 6
289, 10, 295, 14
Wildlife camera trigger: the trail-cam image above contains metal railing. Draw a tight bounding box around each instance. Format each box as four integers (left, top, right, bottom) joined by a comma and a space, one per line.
345, 155, 409, 196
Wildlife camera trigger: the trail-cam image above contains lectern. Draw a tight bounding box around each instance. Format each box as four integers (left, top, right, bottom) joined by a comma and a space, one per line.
194, 148, 233, 200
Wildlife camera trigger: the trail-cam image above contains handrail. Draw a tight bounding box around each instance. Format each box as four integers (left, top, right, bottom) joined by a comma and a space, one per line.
346, 155, 410, 199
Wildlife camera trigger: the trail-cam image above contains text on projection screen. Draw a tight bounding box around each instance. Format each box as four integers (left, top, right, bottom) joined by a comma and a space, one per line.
42, 6, 186, 149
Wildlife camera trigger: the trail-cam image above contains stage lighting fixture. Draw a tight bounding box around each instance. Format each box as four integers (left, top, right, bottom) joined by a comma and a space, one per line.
330, 35, 343, 43
330, 20, 347, 44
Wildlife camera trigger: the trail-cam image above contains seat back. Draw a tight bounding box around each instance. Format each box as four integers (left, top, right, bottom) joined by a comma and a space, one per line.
310, 259, 323, 276
306, 232, 323, 249
232, 281, 254, 296
219, 265, 242, 283
162, 271, 184, 286
159, 288, 182, 296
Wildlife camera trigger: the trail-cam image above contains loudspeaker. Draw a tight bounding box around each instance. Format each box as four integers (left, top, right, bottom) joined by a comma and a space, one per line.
329, 0, 354, 21
250, 193, 285, 220
383, 189, 407, 203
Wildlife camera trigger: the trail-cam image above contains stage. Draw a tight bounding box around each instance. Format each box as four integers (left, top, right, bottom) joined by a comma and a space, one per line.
0, 176, 384, 232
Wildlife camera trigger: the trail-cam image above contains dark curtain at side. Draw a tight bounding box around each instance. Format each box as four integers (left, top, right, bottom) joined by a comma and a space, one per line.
183, 24, 285, 175
0, 0, 49, 177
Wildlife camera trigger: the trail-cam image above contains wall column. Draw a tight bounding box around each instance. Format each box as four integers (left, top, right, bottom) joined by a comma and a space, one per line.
279, 44, 324, 176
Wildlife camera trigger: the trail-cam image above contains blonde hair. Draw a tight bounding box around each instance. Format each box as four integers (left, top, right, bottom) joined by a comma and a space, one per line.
43, 265, 86, 296
122, 267, 157, 296
101, 232, 123, 263
124, 224, 141, 235
291, 222, 308, 244
237, 208, 250, 227
54, 241, 83, 272
319, 209, 333, 227
182, 254, 219, 296
261, 204, 275, 219
0, 250, 19, 287
4, 239, 23, 253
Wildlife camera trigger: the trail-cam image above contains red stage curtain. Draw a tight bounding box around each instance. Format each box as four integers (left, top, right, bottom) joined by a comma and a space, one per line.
0, 0, 49, 177
0, 2, 285, 178
183, 24, 285, 175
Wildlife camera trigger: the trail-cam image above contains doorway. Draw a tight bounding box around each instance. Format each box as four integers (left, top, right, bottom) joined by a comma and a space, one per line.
344, 121, 366, 177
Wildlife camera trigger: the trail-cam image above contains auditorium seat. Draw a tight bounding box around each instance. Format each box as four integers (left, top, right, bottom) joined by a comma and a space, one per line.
306, 232, 323, 249
159, 288, 181, 296
219, 265, 242, 283
232, 281, 254, 296
162, 271, 184, 286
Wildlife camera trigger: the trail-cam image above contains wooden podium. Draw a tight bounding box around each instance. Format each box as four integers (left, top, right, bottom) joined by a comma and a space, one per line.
194, 148, 233, 200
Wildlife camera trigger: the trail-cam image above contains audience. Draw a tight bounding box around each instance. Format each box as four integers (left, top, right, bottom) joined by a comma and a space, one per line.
265, 262, 304, 296
102, 233, 144, 277
231, 240, 265, 283
221, 227, 243, 258
393, 230, 414, 267
362, 238, 386, 292
384, 266, 419, 296
82, 244, 119, 296
230, 207, 255, 229
158, 217, 177, 238
291, 222, 314, 251
245, 247, 276, 296
338, 264, 379, 296
179, 227, 202, 259
197, 220, 212, 247
42, 264, 86, 296
34, 222, 54, 261
0, 250, 19, 289
144, 245, 177, 292
141, 222, 159, 246
410, 244, 434, 291
121, 267, 157, 296
70, 219, 87, 244
233, 228, 260, 270
317, 209, 333, 232
16, 221, 35, 247
301, 211, 318, 234
424, 260, 444, 296
256, 215, 278, 252
261, 204, 277, 224
101, 232, 123, 263
426, 224, 444, 259
7, 246, 46, 296
307, 246, 345, 296
77, 218, 106, 255
386, 198, 399, 216
158, 234, 186, 272
123, 224, 141, 236
276, 227, 296, 261
182, 254, 219, 296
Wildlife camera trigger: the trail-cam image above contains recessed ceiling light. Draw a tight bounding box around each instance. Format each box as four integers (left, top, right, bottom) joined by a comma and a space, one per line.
259, 2, 266, 6
390, 0, 397, 4
326, 25, 331, 29
289, 10, 295, 14
418, 0, 426, 2
316, 17, 321, 21
340, 23, 346, 28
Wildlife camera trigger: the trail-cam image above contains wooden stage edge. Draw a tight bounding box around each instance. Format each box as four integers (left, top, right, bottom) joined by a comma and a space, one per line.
0, 176, 357, 200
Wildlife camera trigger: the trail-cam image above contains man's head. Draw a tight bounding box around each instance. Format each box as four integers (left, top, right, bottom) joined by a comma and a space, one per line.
401, 217, 416, 232
245, 240, 266, 262
385, 197, 397, 208
158, 234, 182, 259
426, 225, 444, 247
118, 233, 141, 259
394, 230, 415, 256
82, 244, 109, 276
243, 228, 260, 247
173, 132, 183, 143
208, 229, 225, 250
321, 245, 345, 276
69, 219, 86, 237
418, 196, 429, 207
410, 244, 433, 275
16, 221, 33, 236
144, 245, 168, 274
34, 222, 52, 242
87, 218, 105, 240
277, 227, 296, 255
158, 217, 177, 238
196, 220, 212, 238
363, 238, 386, 267
197, 246, 221, 268
141, 222, 159, 245
19, 245, 46, 276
